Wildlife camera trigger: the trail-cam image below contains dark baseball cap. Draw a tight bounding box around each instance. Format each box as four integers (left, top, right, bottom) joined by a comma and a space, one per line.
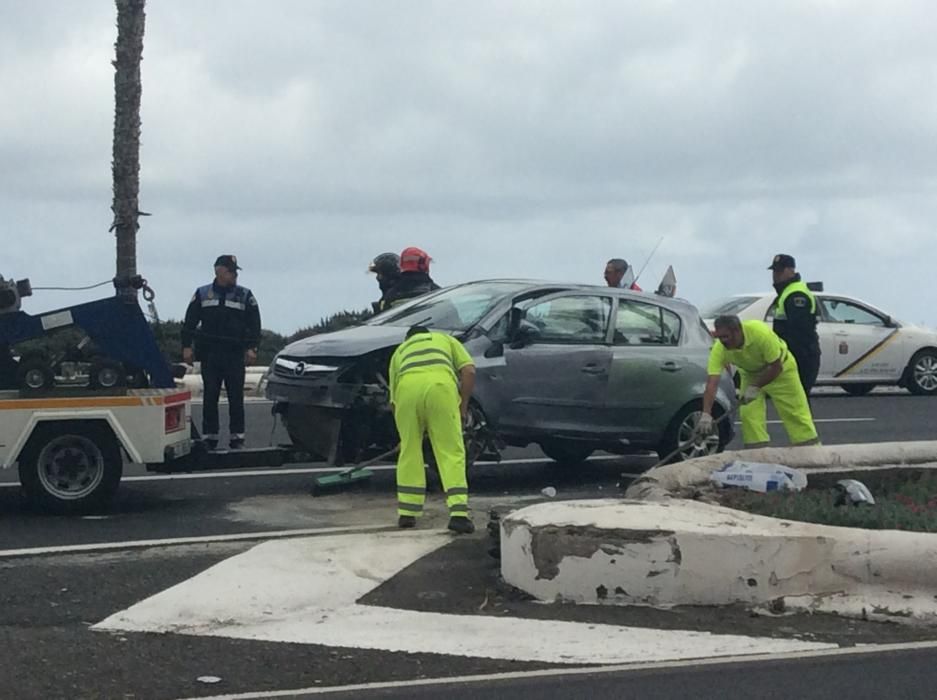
767, 254, 796, 271
214, 254, 242, 271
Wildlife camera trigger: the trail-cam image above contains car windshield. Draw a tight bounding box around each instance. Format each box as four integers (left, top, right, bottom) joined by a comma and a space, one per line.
699, 296, 760, 318
368, 281, 531, 331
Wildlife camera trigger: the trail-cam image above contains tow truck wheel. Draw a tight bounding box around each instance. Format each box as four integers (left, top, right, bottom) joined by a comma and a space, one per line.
18, 422, 123, 513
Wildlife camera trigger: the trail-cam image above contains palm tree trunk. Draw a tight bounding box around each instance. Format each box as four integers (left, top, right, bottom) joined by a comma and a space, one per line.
112, 0, 146, 300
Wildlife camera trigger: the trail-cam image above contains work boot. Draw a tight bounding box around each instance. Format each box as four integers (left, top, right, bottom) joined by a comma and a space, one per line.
204, 438, 218, 451
447, 516, 475, 535
398, 515, 417, 529
229, 438, 245, 450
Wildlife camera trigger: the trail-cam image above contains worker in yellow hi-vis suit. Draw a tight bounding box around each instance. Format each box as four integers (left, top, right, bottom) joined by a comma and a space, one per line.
388, 325, 477, 534
699, 315, 819, 448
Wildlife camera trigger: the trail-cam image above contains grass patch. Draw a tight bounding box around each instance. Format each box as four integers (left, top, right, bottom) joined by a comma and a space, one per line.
716, 469, 937, 532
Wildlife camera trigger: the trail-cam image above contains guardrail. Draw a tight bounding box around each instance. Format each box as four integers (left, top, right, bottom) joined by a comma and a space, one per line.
176, 365, 270, 398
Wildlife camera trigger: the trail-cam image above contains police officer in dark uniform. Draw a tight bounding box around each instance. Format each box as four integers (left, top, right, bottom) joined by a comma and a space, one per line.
769, 254, 821, 396
182, 255, 261, 450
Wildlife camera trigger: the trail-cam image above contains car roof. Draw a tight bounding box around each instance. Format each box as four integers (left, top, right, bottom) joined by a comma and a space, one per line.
456, 278, 698, 307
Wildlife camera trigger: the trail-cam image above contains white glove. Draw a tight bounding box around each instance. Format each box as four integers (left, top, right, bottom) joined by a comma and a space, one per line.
740, 385, 761, 405
695, 413, 714, 435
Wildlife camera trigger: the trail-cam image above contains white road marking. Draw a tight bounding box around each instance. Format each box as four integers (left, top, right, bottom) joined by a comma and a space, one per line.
95, 531, 834, 666
0, 454, 629, 488
0, 525, 391, 560
734, 417, 876, 425
184, 639, 937, 699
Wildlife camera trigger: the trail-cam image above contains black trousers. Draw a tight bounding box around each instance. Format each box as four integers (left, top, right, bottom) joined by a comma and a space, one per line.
201, 352, 246, 437
793, 350, 820, 396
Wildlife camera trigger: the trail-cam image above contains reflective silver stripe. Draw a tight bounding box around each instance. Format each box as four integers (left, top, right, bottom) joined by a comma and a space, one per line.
449, 504, 469, 514
225, 301, 246, 311
399, 358, 456, 375
445, 487, 469, 496
397, 486, 426, 495
398, 501, 424, 513
201, 299, 221, 307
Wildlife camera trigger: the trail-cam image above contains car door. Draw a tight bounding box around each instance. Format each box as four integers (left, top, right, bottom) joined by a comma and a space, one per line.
495, 292, 614, 436
814, 295, 838, 382
606, 297, 691, 444
818, 297, 902, 381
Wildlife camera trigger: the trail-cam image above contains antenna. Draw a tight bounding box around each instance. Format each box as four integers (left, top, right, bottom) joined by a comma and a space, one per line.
632, 236, 665, 284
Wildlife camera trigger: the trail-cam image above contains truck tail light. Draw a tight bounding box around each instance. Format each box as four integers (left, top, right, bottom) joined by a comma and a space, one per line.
165, 404, 185, 433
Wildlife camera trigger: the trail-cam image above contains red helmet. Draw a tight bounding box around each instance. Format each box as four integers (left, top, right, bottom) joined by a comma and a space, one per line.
399, 247, 431, 273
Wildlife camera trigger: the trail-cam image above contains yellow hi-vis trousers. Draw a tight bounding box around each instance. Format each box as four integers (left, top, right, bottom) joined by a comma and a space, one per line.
393, 376, 469, 519
739, 354, 819, 447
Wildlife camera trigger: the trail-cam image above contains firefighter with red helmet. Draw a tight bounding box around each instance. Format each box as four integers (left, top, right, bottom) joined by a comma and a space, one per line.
380, 247, 440, 308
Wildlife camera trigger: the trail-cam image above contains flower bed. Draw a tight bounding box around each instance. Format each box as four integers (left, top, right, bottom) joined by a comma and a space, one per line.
714, 468, 937, 532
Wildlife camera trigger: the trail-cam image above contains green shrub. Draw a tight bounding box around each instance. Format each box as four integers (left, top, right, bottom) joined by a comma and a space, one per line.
718, 470, 937, 532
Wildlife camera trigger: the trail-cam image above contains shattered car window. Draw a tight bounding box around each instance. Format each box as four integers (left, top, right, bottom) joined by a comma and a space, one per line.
371, 282, 530, 332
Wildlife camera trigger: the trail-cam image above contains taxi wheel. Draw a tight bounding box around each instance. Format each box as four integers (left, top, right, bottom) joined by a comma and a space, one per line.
842, 383, 875, 396
907, 349, 937, 396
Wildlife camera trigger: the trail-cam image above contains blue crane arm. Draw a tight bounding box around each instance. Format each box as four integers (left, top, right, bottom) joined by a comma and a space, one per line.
0, 296, 174, 388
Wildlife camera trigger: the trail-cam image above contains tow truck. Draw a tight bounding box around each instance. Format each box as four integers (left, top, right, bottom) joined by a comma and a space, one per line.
0, 276, 302, 513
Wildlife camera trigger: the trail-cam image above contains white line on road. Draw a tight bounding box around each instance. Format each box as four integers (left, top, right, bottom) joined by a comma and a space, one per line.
0, 524, 392, 560
0, 455, 630, 488
185, 639, 937, 699
97, 532, 833, 668
734, 418, 876, 425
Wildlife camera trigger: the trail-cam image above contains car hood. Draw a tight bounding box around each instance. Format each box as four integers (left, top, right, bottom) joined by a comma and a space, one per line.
278, 324, 411, 359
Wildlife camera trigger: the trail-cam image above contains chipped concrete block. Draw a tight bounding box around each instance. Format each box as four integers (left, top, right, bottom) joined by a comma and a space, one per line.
500, 498, 937, 623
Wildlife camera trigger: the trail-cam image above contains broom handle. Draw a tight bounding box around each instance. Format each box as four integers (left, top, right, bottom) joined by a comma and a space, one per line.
343, 444, 400, 472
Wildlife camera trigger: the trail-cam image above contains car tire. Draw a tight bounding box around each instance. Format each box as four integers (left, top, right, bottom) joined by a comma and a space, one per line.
18, 421, 123, 514
657, 401, 728, 464
88, 358, 127, 390
16, 354, 54, 395
539, 439, 594, 467
842, 383, 875, 396
906, 349, 937, 396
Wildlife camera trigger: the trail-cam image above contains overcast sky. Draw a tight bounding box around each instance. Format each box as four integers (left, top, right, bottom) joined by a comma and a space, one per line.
2, 1, 936, 335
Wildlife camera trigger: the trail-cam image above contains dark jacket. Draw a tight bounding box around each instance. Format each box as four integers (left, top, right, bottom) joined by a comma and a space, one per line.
771, 274, 820, 358
181, 282, 261, 357
372, 272, 402, 313
380, 272, 440, 309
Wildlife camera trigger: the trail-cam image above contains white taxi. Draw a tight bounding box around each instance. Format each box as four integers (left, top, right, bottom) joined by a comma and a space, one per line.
701, 293, 937, 396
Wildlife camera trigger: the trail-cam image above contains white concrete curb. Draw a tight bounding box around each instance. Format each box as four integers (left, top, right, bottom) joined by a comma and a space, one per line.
501, 441, 937, 625
624, 441, 937, 500
500, 498, 937, 624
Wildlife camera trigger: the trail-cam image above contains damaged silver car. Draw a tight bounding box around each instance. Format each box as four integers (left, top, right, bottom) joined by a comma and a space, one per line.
266, 280, 736, 467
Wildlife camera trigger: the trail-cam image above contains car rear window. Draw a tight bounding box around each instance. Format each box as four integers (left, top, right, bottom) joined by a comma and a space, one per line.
699, 296, 760, 318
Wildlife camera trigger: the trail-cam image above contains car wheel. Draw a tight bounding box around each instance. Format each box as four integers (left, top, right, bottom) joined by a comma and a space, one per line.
18, 422, 123, 513
539, 439, 594, 467
88, 358, 127, 390
907, 349, 937, 395
16, 355, 54, 395
842, 383, 875, 396
657, 402, 727, 464
462, 401, 489, 470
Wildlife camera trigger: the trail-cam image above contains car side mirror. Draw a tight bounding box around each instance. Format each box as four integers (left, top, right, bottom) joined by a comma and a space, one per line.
884, 315, 896, 328
510, 319, 541, 349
